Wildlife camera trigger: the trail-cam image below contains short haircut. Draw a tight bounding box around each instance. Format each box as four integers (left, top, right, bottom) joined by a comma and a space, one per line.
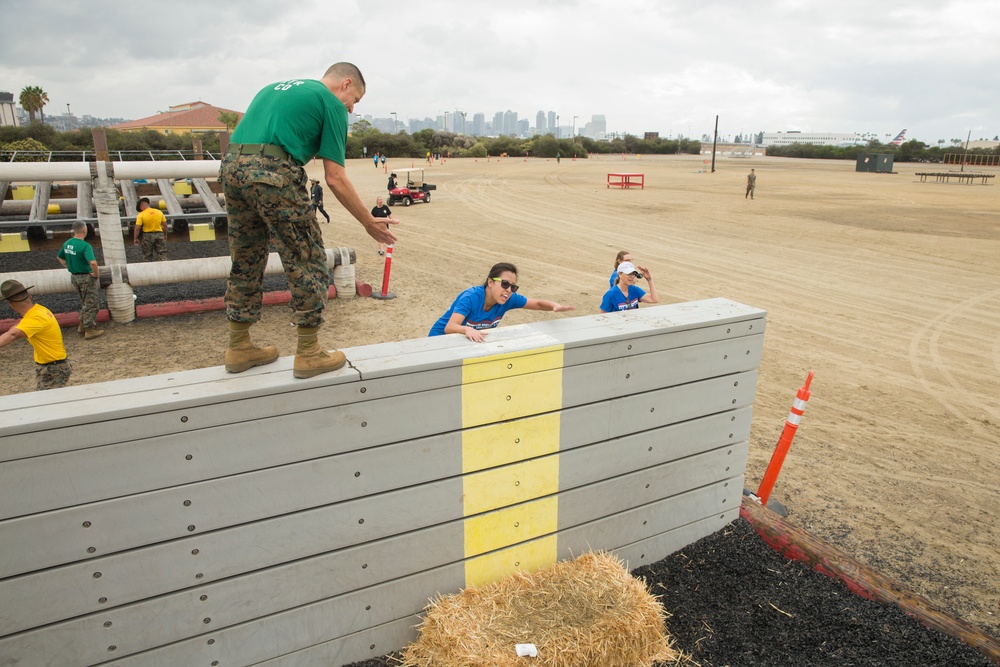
324, 62, 366, 92
483, 262, 518, 287
72, 221, 87, 234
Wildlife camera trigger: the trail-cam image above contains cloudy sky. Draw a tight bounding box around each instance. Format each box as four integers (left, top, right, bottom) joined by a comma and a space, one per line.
2, 0, 996, 144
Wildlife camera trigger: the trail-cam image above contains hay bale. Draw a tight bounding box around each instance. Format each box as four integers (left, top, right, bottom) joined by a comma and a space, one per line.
398, 551, 679, 667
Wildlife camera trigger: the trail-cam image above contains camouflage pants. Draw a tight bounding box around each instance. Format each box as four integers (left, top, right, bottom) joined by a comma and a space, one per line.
221, 154, 329, 328
71, 273, 100, 328
141, 232, 167, 261
35, 359, 71, 391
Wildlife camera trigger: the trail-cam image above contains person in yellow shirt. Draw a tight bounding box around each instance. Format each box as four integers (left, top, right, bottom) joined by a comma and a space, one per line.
134, 197, 168, 261
0, 280, 71, 390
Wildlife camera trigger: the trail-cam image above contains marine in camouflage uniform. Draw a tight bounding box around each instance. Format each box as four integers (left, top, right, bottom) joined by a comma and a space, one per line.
58, 220, 104, 339
140, 232, 167, 262
221, 155, 329, 328
134, 198, 168, 261
36, 358, 72, 390
220, 62, 398, 379
0, 279, 72, 391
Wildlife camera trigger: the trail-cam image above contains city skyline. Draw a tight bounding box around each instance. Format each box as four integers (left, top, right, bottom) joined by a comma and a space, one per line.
1, 2, 996, 146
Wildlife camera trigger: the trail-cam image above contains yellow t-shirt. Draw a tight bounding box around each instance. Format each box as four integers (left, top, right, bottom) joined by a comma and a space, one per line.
15, 304, 67, 364
136, 207, 167, 233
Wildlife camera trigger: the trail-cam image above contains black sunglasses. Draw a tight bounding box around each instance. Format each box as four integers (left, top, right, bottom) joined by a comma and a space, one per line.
492, 278, 520, 293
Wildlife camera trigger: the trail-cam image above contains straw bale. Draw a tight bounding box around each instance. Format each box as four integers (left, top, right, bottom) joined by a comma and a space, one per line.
398, 551, 679, 667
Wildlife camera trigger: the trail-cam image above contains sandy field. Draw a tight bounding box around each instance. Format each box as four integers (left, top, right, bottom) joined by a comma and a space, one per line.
2, 153, 998, 638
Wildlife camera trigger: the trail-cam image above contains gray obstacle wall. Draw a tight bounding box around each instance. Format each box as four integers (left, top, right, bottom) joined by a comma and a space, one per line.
0, 298, 764, 667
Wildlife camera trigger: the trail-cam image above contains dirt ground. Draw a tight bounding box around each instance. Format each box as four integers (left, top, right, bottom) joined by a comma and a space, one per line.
2, 153, 998, 638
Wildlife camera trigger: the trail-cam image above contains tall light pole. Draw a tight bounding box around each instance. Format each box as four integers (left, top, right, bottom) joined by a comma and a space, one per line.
556, 115, 560, 139
66, 103, 72, 131
391, 111, 397, 133
458, 111, 466, 135
572, 115, 578, 139
158, 108, 174, 134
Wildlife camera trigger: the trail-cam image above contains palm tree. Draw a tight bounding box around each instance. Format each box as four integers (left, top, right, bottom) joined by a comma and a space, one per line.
18, 85, 49, 122
217, 111, 240, 132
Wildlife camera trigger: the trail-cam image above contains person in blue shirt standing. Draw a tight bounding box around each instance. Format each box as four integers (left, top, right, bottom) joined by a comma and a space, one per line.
599, 261, 659, 312
429, 262, 574, 342
609, 250, 631, 288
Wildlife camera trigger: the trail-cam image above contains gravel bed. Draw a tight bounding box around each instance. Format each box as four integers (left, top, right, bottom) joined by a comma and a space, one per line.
345, 518, 993, 667
2, 239, 294, 314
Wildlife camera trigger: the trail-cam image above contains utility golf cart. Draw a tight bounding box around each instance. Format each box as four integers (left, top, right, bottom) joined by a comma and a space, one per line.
387, 168, 436, 206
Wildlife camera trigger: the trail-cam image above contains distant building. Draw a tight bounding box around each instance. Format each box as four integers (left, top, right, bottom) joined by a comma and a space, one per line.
762, 131, 863, 147
471, 112, 485, 137
536, 110, 547, 135
0, 91, 19, 127
111, 102, 242, 135
580, 115, 607, 140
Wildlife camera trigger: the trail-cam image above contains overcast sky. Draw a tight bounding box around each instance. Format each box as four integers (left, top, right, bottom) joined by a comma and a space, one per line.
2, 0, 996, 144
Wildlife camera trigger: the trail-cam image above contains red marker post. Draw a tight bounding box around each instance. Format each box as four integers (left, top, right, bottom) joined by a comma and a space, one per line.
756, 371, 814, 506
372, 244, 396, 300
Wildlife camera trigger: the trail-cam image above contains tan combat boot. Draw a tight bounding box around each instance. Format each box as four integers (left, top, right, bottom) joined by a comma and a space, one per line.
225, 321, 279, 373
293, 326, 347, 378
84, 328, 105, 340
77, 321, 86, 335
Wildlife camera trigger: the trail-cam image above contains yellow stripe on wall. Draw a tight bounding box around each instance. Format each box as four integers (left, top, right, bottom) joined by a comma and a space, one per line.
464, 496, 558, 556
461, 345, 564, 428
465, 534, 559, 588
463, 456, 559, 516
461, 345, 564, 587
462, 412, 560, 473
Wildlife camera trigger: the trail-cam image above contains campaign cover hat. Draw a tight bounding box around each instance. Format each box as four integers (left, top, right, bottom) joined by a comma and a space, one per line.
1, 279, 32, 302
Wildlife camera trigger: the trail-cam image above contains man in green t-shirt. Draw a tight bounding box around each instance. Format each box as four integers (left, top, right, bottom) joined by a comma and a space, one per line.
221, 62, 399, 379
57, 221, 104, 339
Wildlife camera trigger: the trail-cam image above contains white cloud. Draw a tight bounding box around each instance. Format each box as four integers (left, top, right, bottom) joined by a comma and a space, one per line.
1, 0, 997, 142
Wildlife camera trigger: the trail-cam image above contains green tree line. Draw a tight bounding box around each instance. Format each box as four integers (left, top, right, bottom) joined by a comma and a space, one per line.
764, 139, 1000, 163
1, 120, 700, 161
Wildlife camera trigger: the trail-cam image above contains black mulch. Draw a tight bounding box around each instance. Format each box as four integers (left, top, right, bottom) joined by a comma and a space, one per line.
345, 518, 994, 667
1, 239, 293, 315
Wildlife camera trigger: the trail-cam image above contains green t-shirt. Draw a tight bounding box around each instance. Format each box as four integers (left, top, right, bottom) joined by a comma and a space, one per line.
57, 237, 96, 275
231, 79, 348, 166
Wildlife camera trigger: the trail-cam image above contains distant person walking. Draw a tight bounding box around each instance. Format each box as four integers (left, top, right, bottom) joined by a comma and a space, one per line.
134, 197, 168, 261
57, 221, 104, 339
220, 61, 398, 378
380, 153, 386, 169
310, 179, 330, 223
0, 280, 71, 390
745, 168, 756, 199
373, 152, 380, 168
372, 196, 391, 255
599, 261, 659, 312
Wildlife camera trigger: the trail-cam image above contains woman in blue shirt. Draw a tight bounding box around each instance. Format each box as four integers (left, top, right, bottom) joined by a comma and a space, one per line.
429, 262, 575, 342
609, 250, 631, 288
599, 261, 659, 312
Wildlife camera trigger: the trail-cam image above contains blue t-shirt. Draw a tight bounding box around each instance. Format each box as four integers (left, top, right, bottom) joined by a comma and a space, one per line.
600, 284, 646, 312
609, 269, 618, 289
429, 285, 528, 336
